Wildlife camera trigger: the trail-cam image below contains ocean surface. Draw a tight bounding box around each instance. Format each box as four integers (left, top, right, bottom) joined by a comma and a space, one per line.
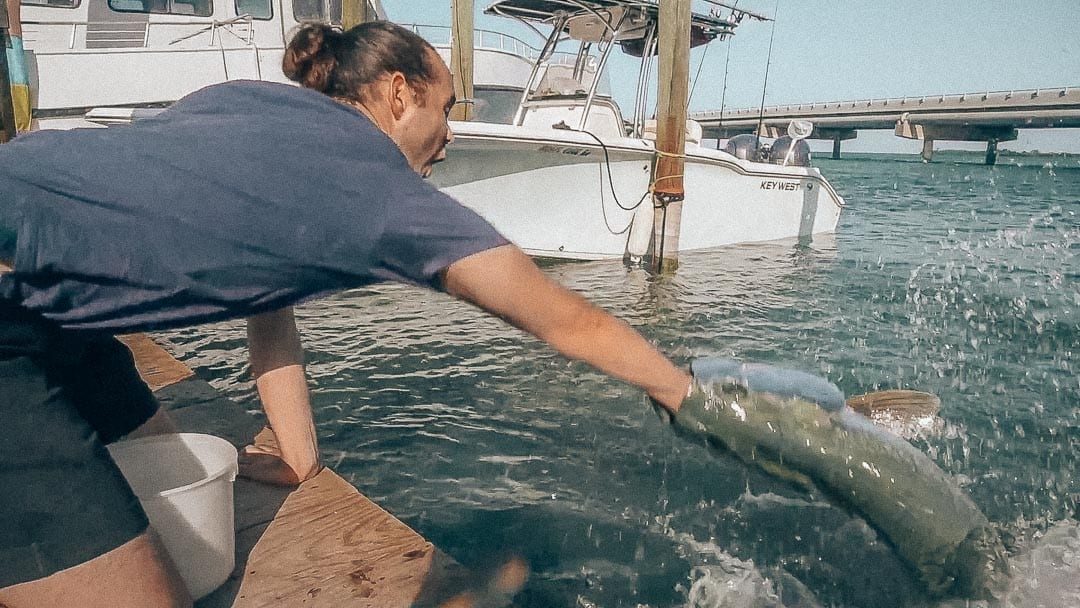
162, 151, 1079, 607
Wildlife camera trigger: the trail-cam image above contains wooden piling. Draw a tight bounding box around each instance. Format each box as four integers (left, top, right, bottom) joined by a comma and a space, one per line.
0, 0, 18, 143
340, 0, 367, 31
649, 0, 691, 273
448, 0, 474, 122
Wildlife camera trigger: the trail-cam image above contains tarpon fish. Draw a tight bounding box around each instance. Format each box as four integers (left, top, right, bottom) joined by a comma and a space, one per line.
671, 358, 1008, 599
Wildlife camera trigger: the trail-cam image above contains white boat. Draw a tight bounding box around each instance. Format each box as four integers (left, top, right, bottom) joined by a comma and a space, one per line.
429, 0, 845, 261
16, 0, 536, 129
17, 0, 386, 129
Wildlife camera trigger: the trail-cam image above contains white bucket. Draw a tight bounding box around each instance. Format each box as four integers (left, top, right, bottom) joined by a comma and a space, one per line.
107, 433, 238, 600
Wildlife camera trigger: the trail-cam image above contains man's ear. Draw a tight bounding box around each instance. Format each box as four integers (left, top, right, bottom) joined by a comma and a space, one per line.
388, 72, 410, 121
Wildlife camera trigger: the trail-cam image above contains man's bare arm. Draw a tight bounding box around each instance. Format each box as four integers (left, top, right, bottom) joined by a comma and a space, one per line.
244, 307, 321, 484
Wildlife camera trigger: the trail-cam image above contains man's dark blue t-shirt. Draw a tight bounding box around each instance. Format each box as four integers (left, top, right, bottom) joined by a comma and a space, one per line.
0, 80, 508, 331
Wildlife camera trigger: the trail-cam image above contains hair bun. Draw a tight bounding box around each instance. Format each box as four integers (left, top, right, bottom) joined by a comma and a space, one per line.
282, 24, 340, 93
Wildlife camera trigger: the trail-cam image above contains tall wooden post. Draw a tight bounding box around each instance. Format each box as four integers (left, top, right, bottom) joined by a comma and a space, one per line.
340, 0, 368, 30
648, 0, 691, 273
448, 0, 473, 121
0, 0, 17, 143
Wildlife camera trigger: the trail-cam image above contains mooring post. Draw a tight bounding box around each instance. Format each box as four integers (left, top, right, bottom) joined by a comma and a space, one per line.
649, 0, 691, 273
448, 0, 474, 122
0, 0, 17, 143
340, 0, 367, 30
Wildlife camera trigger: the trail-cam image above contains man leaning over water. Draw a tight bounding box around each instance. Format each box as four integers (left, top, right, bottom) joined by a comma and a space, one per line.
0, 21, 692, 606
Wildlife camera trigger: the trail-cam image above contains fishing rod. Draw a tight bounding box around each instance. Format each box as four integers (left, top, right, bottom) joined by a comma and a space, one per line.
686, 41, 710, 109
713, 0, 738, 135
754, 0, 779, 146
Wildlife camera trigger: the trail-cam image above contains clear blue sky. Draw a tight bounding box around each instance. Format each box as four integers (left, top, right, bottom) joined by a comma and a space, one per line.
381, 1, 1080, 153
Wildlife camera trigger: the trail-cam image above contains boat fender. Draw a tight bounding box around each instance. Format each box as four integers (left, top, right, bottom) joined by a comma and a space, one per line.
625, 199, 653, 260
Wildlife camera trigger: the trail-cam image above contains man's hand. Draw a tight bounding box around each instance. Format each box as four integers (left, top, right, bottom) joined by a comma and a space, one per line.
238, 427, 322, 486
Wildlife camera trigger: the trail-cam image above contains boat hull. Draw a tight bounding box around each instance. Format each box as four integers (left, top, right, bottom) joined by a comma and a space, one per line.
432, 123, 844, 260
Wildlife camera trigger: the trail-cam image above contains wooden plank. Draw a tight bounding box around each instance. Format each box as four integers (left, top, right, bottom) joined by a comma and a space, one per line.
124, 336, 496, 607
118, 333, 194, 391
232, 468, 473, 607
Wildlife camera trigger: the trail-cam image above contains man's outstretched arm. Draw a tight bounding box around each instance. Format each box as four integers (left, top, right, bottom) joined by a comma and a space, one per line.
443, 244, 692, 412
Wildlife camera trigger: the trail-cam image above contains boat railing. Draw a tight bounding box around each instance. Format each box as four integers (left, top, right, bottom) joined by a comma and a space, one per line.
403, 23, 541, 61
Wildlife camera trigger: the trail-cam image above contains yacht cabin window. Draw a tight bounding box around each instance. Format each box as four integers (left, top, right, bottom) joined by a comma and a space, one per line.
108, 0, 211, 16
235, 0, 271, 19
21, 0, 80, 8
293, 0, 341, 23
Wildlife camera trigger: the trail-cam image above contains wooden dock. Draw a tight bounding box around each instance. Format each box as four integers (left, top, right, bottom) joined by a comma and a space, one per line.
120, 334, 517, 607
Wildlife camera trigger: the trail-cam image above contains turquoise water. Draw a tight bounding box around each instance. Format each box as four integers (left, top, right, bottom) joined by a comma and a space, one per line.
164, 152, 1079, 607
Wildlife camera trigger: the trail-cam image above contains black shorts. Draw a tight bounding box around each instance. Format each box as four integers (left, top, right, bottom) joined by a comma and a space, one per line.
0, 300, 159, 587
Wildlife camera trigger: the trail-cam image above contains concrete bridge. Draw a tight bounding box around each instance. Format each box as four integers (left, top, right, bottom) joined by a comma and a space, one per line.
690, 87, 1080, 164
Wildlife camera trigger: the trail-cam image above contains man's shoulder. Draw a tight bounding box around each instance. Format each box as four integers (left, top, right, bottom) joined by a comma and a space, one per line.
173, 80, 330, 114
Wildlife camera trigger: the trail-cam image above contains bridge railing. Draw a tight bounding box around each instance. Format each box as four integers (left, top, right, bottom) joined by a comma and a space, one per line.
693, 86, 1079, 121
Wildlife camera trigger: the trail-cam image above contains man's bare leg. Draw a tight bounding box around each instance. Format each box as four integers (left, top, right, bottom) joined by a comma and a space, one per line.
0, 531, 191, 608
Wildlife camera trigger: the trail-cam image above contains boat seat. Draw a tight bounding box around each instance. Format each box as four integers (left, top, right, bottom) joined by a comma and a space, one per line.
642, 119, 703, 146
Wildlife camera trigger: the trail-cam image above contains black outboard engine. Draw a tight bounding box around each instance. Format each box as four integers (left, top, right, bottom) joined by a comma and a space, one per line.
768, 136, 812, 167
723, 134, 761, 161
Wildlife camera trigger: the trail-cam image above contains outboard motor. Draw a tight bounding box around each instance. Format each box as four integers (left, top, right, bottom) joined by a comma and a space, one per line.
769, 136, 812, 166
723, 134, 761, 160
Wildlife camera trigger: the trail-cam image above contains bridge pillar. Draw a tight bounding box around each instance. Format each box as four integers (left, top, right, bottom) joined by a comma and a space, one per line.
815, 128, 856, 160
985, 139, 998, 165
921, 138, 934, 162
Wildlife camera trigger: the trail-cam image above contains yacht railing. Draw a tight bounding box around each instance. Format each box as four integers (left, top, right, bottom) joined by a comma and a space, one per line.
403, 23, 540, 61
24, 17, 256, 50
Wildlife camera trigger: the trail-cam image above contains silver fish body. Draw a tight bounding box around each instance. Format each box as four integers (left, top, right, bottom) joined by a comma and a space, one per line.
676, 359, 1008, 598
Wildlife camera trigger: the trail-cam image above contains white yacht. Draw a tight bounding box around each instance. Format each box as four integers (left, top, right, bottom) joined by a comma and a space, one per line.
17, 0, 385, 129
